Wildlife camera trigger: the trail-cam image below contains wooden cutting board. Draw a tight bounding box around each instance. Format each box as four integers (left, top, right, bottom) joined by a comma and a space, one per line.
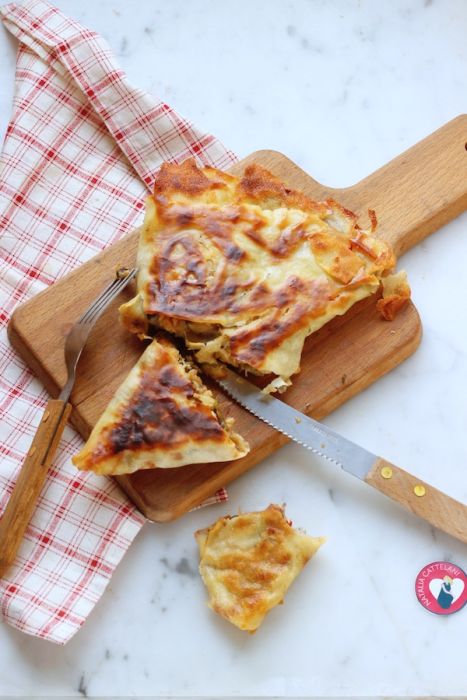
8, 116, 467, 522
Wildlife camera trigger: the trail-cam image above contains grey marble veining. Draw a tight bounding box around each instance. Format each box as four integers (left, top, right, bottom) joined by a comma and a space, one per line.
1, 0, 467, 697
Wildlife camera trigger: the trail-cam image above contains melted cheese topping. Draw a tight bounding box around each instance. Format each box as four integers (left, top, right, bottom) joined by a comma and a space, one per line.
72, 337, 249, 475
120, 159, 405, 391
195, 504, 325, 632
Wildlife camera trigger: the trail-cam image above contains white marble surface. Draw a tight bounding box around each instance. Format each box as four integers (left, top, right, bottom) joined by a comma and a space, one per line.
1, 0, 467, 697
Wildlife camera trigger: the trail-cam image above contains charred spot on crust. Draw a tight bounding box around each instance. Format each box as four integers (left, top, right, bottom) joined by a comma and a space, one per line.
121, 159, 404, 385
109, 397, 224, 455
175, 209, 194, 226
226, 245, 244, 262
157, 205, 245, 260
101, 351, 225, 459
229, 278, 330, 366
158, 364, 194, 393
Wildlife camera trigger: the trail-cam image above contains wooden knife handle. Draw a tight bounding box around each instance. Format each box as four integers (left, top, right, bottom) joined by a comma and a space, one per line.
366, 457, 467, 544
0, 399, 71, 579
342, 114, 467, 257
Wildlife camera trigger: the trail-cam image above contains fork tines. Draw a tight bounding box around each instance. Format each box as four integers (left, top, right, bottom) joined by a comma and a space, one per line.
78, 267, 137, 325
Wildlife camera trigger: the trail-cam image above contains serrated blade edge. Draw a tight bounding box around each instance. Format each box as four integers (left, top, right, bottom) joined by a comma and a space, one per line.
218, 368, 376, 481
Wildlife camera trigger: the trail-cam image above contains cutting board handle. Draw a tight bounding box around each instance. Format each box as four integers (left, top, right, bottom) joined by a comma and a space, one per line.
342, 115, 467, 257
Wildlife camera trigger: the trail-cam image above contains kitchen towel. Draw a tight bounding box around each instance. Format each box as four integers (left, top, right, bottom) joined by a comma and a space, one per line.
0, 0, 235, 644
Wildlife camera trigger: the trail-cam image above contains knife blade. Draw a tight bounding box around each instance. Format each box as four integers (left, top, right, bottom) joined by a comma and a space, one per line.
217, 367, 467, 544
218, 367, 375, 480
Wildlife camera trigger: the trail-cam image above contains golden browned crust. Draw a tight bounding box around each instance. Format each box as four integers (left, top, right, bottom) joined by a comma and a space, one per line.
72, 336, 249, 475
237, 163, 328, 213
376, 270, 411, 321
97, 344, 222, 458
154, 159, 233, 198
195, 504, 325, 632
120, 159, 408, 391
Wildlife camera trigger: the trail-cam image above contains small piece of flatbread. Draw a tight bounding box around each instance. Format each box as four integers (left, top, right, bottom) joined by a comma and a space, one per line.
195, 504, 325, 632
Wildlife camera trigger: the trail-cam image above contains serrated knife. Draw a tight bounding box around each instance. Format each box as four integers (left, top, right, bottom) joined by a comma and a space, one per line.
218, 368, 467, 544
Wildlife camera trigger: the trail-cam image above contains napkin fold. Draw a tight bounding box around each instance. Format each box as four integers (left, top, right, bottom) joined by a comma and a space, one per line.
0, 0, 234, 644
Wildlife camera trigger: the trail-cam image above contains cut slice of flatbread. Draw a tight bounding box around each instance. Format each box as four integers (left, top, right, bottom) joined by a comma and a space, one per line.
72, 336, 249, 475
120, 158, 410, 393
195, 504, 325, 632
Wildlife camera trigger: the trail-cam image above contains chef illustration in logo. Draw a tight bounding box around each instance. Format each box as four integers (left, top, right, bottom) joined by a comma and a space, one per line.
437, 576, 455, 609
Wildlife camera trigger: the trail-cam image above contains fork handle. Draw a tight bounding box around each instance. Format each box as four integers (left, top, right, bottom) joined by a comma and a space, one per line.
0, 399, 71, 579
366, 457, 467, 544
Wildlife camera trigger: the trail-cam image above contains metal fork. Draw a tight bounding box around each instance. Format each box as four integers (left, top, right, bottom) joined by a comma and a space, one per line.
0, 267, 137, 578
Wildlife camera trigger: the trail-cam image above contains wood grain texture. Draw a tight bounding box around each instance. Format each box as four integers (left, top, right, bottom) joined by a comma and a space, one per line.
366, 458, 467, 544
0, 400, 72, 577
7, 116, 467, 521
267, 114, 467, 257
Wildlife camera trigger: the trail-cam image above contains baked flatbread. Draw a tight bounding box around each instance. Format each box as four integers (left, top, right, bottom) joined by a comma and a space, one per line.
195, 504, 325, 632
72, 336, 249, 475
120, 159, 409, 392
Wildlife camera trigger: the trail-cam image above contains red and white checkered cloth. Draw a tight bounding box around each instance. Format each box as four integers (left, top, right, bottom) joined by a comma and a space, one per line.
0, 0, 235, 645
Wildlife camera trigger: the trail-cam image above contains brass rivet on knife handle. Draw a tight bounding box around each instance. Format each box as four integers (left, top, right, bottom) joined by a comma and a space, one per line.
0, 399, 71, 579
366, 457, 467, 544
